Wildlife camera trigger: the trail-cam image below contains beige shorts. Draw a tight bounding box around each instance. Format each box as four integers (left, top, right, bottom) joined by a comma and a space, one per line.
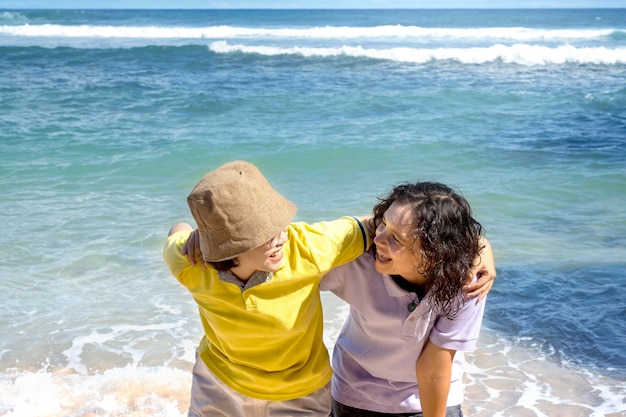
188, 350, 331, 417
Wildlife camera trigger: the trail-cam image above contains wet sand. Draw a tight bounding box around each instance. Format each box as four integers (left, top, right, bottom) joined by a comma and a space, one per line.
463, 331, 626, 417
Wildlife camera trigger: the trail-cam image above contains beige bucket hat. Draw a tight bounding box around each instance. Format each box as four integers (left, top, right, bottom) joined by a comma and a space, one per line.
187, 160, 297, 262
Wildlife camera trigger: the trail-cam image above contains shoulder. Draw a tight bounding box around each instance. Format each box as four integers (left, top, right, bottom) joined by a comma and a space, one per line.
281, 217, 370, 276
320, 250, 376, 291
288, 216, 369, 248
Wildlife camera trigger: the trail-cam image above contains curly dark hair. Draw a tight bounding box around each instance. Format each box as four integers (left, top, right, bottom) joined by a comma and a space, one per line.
372, 182, 484, 319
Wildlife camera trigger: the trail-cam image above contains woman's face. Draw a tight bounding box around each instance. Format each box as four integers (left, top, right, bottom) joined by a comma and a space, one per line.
231, 230, 287, 280
373, 201, 425, 284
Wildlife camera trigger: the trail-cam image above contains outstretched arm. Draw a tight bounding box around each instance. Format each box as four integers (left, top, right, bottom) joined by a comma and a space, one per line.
416, 339, 455, 417
464, 237, 496, 301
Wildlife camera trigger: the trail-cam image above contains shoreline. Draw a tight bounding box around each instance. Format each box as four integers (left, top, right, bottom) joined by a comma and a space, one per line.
463, 330, 626, 417
2, 328, 624, 416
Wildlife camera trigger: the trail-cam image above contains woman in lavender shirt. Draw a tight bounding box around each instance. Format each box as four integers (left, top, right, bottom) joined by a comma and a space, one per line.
321, 181, 493, 417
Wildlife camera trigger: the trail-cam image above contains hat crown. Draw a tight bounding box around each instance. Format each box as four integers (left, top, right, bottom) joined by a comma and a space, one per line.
187, 161, 297, 262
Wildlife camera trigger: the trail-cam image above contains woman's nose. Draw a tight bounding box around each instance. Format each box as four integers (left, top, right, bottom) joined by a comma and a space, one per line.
373, 231, 385, 246
278, 230, 288, 245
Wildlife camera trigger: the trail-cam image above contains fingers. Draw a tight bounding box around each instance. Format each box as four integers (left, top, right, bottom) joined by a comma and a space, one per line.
182, 229, 204, 267
466, 282, 493, 302
464, 273, 494, 302
464, 237, 497, 303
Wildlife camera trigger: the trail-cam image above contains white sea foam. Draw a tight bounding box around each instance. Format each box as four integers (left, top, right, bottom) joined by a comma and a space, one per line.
1, 301, 623, 417
0, 11, 26, 24
1, 366, 190, 417
460, 330, 626, 417
208, 40, 626, 65
62, 322, 187, 374
0, 24, 619, 41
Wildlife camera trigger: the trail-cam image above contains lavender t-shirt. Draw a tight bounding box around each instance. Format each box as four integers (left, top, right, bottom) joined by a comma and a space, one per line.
320, 251, 486, 414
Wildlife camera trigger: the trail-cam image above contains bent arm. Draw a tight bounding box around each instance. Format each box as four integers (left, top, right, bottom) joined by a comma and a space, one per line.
167, 223, 205, 266
416, 339, 455, 417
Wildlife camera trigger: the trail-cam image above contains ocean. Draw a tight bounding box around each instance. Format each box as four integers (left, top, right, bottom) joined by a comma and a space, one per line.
0, 7, 625, 417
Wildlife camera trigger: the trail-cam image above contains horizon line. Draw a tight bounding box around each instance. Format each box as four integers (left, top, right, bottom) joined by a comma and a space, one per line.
4, 7, 626, 10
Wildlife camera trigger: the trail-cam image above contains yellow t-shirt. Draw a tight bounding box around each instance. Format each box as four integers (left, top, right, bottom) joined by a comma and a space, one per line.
163, 216, 369, 401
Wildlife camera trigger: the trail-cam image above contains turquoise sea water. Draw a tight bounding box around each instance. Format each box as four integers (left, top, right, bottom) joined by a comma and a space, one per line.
1, 8, 625, 417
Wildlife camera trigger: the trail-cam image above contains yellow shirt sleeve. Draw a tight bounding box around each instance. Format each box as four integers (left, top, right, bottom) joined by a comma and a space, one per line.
287, 216, 371, 275
162, 229, 192, 284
